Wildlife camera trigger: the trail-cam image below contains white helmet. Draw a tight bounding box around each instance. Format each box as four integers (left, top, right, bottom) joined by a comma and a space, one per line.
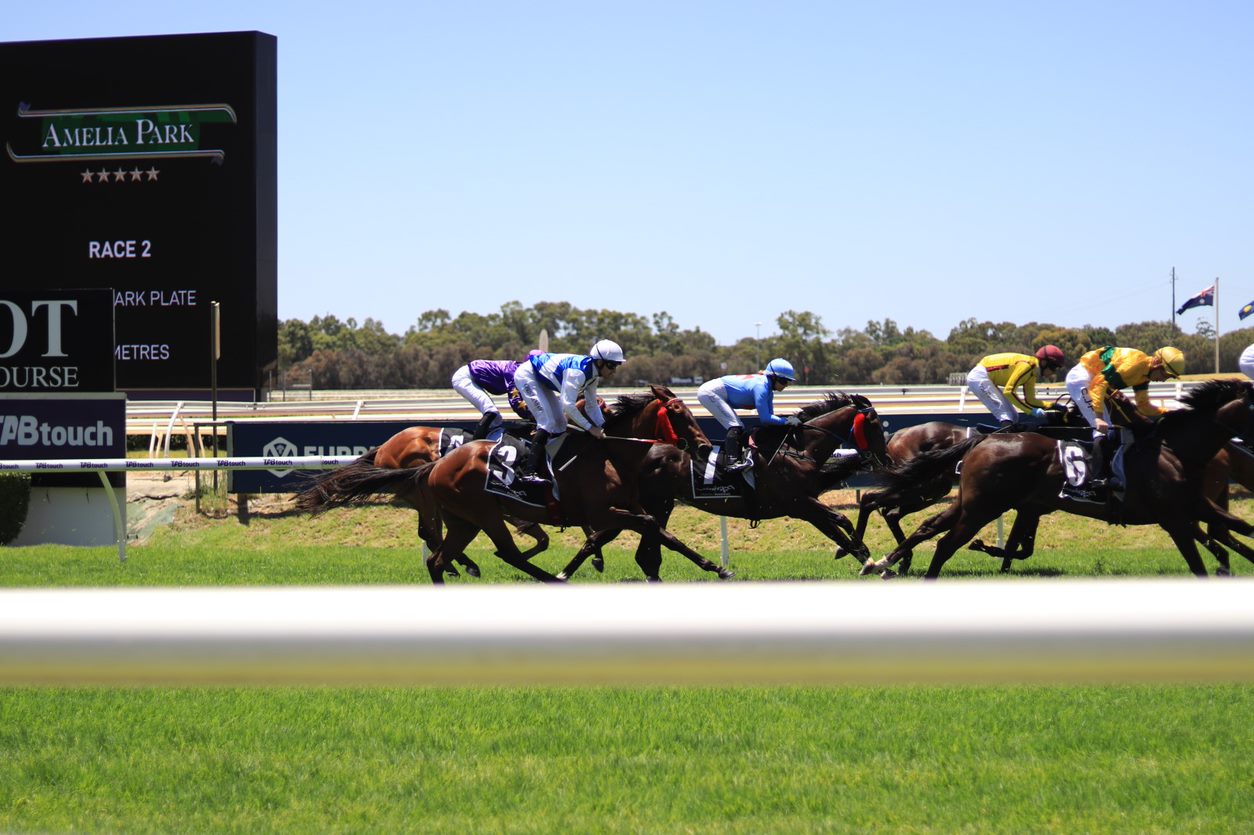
589, 339, 625, 364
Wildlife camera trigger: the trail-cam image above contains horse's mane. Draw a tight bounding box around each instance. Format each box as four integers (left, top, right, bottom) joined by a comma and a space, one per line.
1159, 379, 1253, 433
605, 385, 677, 421
793, 391, 860, 422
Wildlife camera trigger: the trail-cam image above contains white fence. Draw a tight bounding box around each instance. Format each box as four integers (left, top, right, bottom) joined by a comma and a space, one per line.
0, 580, 1249, 686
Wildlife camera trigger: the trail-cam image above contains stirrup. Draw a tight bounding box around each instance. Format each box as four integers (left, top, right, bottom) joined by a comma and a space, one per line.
721, 457, 752, 473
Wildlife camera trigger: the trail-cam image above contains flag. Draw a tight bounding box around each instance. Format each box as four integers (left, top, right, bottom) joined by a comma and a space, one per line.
1241, 300, 1254, 320
1176, 285, 1215, 315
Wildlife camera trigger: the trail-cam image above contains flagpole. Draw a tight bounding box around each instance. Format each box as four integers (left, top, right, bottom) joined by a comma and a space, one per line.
1215, 277, 1220, 374
1171, 267, 1176, 333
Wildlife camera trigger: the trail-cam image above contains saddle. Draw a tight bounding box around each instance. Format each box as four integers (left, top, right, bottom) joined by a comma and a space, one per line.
1056, 434, 1125, 505
692, 447, 756, 500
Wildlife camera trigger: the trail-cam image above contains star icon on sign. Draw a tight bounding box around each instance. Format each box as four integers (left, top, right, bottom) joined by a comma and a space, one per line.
80, 169, 93, 184
130, 167, 143, 182
112, 168, 127, 182
146, 167, 159, 182
95, 169, 110, 183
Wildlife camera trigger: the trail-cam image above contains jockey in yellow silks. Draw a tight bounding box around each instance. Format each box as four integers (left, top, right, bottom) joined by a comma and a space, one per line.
965, 346, 1065, 427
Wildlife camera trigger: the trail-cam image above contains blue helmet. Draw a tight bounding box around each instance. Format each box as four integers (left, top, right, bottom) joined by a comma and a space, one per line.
765, 358, 796, 381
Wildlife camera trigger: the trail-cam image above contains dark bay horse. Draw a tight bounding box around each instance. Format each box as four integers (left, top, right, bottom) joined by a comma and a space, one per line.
860, 379, 1254, 579
847, 399, 1087, 570
558, 393, 890, 580
296, 386, 715, 579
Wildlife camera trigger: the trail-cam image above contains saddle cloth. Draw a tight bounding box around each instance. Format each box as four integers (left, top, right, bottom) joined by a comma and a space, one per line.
437, 427, 470, 458
691, 446, 755, 500
482, 434, 576, 508
1055, 440, 1127, 489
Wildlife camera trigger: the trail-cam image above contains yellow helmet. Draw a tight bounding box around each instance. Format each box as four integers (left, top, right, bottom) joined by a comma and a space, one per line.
1155, 346, 1185, 378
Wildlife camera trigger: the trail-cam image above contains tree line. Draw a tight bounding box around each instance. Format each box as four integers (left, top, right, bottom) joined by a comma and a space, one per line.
276, 301, 1254, 389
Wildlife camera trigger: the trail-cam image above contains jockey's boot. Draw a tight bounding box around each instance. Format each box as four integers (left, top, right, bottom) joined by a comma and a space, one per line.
471, 411, 499, 441
518, 429, 552, 484
721, 427, 752, 473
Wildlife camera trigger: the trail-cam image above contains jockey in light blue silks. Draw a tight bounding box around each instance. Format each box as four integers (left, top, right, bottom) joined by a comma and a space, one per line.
511, 339, 625, 482
697, 357, 799, 471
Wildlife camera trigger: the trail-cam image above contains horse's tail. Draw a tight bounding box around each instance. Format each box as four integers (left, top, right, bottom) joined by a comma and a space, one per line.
294, 453, 430, 514
878, 435, 985, 494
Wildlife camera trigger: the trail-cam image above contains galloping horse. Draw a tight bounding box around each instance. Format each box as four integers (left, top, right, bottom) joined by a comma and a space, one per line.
296, 385, 714, 579
860, 379, 1254, 579
558, 392, 890, 580
848, 399, 1087, 570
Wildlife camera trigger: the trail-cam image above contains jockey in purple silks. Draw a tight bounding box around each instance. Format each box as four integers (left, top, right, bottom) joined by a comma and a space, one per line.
451, 351, 539, 441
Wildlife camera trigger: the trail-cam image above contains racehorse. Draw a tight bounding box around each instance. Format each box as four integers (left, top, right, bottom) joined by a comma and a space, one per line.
295, 385, 715, 580
557, 392, 890, 580
399, 430, 725, 583
860, 379, 1254, 579
847, 399, 1086, 571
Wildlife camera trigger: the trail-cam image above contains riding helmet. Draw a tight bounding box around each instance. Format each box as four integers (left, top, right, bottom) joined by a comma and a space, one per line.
1034, 344, 1065, 369
765, 358, 796, 381
590, 339, 626, 364
1155, 346, 1185, 378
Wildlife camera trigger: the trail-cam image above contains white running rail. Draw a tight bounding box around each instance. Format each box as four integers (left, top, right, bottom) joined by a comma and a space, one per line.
0, 580, 1248, 686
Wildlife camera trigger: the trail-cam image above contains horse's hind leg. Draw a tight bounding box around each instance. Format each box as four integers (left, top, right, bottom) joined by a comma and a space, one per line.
1196, 523, 1232, 576
923, 508, 997, 579
478, 514, 562, 583
510, 518, 550, 561
968, 511, 1041, 573
426, 514, 480, 585
1164, 522, 1209, 577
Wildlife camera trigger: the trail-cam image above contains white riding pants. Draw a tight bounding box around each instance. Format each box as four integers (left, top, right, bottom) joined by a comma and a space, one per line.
512, 362, 567, 435
1065, 364, 1103, 439
965, 365, 1018, 423
696, 379, 742, 429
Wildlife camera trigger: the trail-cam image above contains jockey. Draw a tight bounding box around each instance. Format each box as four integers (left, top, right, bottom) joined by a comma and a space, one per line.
965, 345, 1065, 428
1240, 342, 1254, 380
696, 357, 798, 472
450, 351, 540, 441
511, 339, 625, 483
1064, 345, 1184, 494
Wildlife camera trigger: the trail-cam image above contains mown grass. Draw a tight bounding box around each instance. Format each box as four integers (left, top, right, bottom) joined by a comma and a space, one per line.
0, 686, 1249, 833
0, 490, 1250, 832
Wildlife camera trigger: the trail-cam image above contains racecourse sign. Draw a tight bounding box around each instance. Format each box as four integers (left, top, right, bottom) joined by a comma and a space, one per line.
0, 32, 277, 398
0, 289, 114, 392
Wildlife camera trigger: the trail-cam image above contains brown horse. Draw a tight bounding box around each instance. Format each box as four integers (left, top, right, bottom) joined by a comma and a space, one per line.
296, 385, 714, 579
848, 399, 1087, 570
860, 379, 1254, 579
558, 392, 890, 580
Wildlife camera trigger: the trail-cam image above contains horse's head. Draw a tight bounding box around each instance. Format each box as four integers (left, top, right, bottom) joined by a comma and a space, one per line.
647, 384, 712, 457
792, 392, 889, 467
604, 386, 712, 455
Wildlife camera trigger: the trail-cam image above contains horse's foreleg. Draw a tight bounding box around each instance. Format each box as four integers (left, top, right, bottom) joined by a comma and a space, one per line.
923, 508, 992, 580
477, 514, 562, 583
557, 528, 625, 582
510, 518, 550, 561
861, 504, 959, 575
1197, 498, 1254, 538
792, 496, 869, 561
603, 507, 732, 579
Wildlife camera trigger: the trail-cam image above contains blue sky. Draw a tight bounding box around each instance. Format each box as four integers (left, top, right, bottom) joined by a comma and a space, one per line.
8, 2, 1253, 344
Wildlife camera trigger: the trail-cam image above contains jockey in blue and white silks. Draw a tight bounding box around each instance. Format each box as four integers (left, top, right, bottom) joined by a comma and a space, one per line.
512, 339, 625, 481
697, 357, 798, 471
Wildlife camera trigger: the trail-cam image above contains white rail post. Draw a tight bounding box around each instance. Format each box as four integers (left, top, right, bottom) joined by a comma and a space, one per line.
719, 516, 730, 568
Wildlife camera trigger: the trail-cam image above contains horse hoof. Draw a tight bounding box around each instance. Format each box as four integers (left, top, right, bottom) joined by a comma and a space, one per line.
555, 572, 569, 582
718, 568, 736, 579
859, 559, 882, 577
835, 548, 848, 559
879, 569, 897, 580
466, 565, 481, 579
592, 556, 605, 573
1217, 567, 1231, 577
444, 566, 460, 578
